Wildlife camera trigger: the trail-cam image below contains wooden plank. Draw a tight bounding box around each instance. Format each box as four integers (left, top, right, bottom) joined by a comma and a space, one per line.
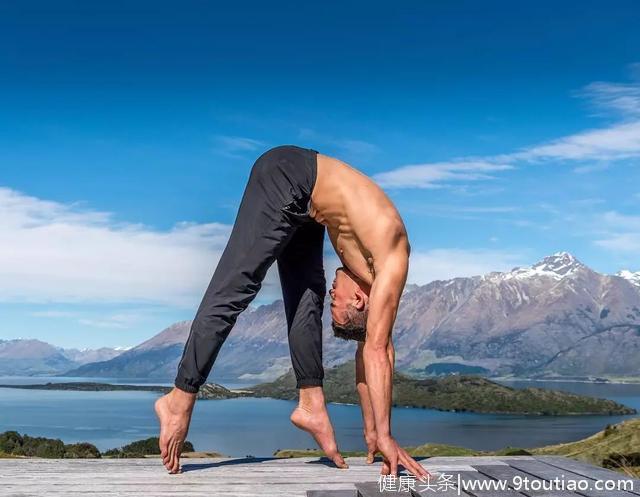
535, 456, 640, 492
355, 481, 411, 496
508, 459, 638, 497
306, 491, 356, 497
0, 456, 631, 497
474, 464, 578, 496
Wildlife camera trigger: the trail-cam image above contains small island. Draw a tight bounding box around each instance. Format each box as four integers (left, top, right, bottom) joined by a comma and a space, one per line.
250, 360, 637, 416
1, 360, 636, 416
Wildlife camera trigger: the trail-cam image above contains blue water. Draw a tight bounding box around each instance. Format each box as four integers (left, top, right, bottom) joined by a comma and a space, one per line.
0, 377, 638, 457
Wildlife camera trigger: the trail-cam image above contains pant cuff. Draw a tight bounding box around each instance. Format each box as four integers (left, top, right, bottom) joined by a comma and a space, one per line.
174, 379, 200, 394
296, 377, 323, 388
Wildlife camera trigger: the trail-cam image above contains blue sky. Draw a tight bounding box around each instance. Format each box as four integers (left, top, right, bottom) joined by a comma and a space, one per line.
1, 0, 639, 348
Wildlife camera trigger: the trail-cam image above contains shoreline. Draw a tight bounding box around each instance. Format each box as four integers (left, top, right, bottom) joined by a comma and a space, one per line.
491, 375, 640, 385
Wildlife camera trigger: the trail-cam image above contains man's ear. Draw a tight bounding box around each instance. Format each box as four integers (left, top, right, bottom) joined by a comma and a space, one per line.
352, 286, 368, 311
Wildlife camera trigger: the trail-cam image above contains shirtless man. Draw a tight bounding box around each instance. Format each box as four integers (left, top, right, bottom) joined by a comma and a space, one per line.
155, 145, 429, 480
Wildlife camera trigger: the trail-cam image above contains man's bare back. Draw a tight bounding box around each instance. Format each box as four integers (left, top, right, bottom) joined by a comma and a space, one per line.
310, 153, 411, 287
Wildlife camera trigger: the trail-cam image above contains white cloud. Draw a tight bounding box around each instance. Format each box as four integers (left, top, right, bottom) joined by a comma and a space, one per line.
77, 313, 143, 329
324, 247, 531, 287
406, 248, 528, 284
376, 68, 640, 188
0, 186, 237, 306
593, 210, 640, 253
373, 161, 513, 189
512, 121, 640, 162
321, 247, 528, 288
595, 233, 640, 253
579, 79, 640, 118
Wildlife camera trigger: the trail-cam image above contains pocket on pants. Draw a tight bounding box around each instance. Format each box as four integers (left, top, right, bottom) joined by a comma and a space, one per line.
281, 190, 312, 221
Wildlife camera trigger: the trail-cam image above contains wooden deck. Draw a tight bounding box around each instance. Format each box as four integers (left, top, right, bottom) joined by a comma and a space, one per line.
1, 455, 639, 497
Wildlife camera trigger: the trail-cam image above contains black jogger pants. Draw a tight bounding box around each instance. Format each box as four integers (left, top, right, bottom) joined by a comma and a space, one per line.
174, 145, 326, 393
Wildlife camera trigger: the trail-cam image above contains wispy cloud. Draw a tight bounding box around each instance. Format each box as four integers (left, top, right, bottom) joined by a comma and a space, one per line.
212, 135, 267, 159
376, 66, 640, 188
298, 128, 380, 160
406, 248, 529, 283
592, 211, 640, 253
78, 313, 143, 329
511, 120, 640, 162
322, 247, 529, 286
594, 233, 640, 253
578, 76, 640, 118
334, 138, 380, 158
31, 309, 145, 329
374, 161, 513, 188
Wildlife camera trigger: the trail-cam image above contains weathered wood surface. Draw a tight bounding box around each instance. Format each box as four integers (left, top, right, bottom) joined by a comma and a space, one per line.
0, 455, 637, 497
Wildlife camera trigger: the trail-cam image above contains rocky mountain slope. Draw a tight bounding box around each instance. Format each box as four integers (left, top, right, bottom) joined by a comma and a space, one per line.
63, 252, 640, 381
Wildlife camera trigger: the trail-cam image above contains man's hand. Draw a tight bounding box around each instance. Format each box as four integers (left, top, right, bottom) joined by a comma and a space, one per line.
377, 434, 431, 480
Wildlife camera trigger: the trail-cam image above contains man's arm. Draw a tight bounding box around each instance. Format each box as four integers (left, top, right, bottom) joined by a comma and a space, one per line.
362, 249, 406, 440
362, 235, 428, 479
355, 340, 394, 463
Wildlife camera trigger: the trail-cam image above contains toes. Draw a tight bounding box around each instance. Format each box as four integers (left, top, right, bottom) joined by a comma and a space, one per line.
166, 439, 176, 471
171, 443, 181, 474
366, 452, 374, 464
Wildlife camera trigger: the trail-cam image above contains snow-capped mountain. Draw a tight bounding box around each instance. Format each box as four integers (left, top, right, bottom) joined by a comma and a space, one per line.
64, 252, 640, 381
617, 269, 640, 288
501, 251, 586, 281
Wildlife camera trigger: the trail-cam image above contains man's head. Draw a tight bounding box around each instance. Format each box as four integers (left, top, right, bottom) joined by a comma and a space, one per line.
329, 267, 370, 342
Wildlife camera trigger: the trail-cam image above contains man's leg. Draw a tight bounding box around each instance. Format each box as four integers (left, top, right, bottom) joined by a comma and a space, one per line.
155, 146, 312, 473
276, 221, 348, 468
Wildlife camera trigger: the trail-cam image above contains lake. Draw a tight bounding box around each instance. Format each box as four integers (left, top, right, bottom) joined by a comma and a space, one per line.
1, 376, 638, 457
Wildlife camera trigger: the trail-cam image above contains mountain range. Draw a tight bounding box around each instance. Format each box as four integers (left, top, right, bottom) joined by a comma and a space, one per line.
49, 252, 639, 382
0, 339, 124, 376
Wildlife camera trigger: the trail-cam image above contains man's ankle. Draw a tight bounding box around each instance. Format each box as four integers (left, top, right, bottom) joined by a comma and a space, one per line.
298, 386, 326, 411
169, 387, 197, 410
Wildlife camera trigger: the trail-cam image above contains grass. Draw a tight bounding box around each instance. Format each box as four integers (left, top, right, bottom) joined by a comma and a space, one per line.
274, 417, 640, 476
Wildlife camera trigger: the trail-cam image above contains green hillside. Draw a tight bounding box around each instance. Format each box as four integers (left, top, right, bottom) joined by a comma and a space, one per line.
250, 360, 636, 415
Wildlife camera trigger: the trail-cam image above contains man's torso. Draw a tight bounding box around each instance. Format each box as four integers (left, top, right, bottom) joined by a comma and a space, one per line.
309, 153, 410, 286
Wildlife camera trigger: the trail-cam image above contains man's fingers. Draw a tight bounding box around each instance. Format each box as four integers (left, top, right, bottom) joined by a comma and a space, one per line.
398, 449, 421, 476
399, 451, 429, 479
389, 455, 398, 477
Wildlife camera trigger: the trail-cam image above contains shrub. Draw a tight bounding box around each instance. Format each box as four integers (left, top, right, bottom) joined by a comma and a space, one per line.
102, 437, 194, 458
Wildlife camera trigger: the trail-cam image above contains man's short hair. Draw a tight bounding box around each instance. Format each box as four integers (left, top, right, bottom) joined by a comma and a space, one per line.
332, 303, 368, 342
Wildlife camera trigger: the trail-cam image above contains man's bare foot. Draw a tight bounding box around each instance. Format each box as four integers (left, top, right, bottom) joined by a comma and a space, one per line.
154, 387, 196, 474
290, 404, 348, 469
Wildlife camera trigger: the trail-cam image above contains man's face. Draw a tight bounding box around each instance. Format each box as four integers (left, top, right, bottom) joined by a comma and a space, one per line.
329, 267, 364, 325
